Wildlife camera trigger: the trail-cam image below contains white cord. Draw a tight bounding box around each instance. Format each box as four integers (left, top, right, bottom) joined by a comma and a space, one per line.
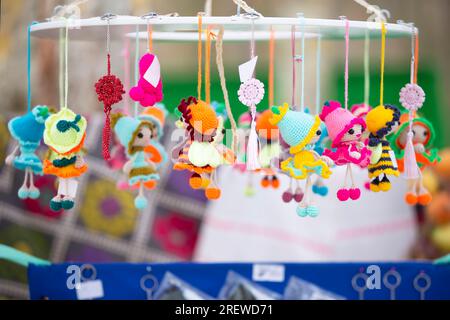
232, 0, 263, 17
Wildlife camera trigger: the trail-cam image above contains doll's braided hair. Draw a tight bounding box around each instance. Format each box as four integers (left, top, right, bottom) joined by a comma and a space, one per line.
177, 96, 215, 143
368, 104, 401, 147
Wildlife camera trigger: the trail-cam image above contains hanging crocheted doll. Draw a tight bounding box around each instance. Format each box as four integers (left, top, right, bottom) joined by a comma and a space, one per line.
129, 53, 163, 107
111, 113, 160, 209
256, 109, 281, 189
173, 97, 234, 200
43, 108, 88, 211
390, 111, 441, 205
5, 105, 51, 199
365, 104, 401, 192
270, 103, 333, 217
320, 101, 371, 201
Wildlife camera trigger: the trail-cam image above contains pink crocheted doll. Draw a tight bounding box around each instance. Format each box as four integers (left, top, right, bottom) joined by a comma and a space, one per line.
320, 101, 371, 201
129, 53, 163, 107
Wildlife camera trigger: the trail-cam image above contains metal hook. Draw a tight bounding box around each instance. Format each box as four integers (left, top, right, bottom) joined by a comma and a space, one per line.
140, 266, 159, 300
352, 268, 368, 300
243, 12, 260, 20
413, 271, 431, 300
141, 12, 159, 20
101, 13, 117, 21
80, 264, 97, 282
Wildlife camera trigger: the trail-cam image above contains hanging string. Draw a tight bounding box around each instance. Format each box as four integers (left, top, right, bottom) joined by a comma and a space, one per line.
134, 24, 140, 118
315, 36, 321, 114
291, 25, 296, 108
379, 21, 386, 106
250, 18, 255, 60
58, 28, 64, 110
414, 32, 419, 84
299, 15, 305, 112
63, 20, 69, 109
147, 21, 153, 53
197, 14, 203, 100
409, 26, 415, 85
363, 27, 370, 106
27, 23, 35, 113
122, 37, 130, 115
344, 19, 350, 109
216, 27, 238, 155
268, 27, 274, 107
205, 26, 212, 104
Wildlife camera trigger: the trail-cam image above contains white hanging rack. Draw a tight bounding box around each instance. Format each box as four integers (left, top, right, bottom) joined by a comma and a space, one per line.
30, 14, 417, 42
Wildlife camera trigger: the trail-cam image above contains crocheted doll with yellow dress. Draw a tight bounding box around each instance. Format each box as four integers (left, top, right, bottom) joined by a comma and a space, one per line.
43, 108, 88, 211
270, 103, 333, 218
366, 104, 401, 192
173, 96, 234, 200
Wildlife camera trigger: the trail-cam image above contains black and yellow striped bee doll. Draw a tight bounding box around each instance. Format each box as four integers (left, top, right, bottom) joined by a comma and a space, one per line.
366, 104, 401, 192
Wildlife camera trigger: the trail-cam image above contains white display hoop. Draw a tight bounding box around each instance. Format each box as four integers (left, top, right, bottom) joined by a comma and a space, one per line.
30, 15, 417, 42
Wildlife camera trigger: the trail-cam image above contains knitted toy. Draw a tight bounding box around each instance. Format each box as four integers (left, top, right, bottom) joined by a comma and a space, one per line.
256, 109, 281, 189
111, 113, 160, 209
270, 103, 333, 217
43, 108, 88, 211
366, 104, 401, 192
129, 53, 163, 107
320, 101, 371, 201
279, 136, 304, 203
390, 112, 440, 205
173, 97, 234, 200
5, 106, 51, 199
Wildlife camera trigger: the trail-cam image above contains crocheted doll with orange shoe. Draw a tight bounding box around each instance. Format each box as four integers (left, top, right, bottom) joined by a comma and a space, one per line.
366, 104, 401, 192
256, 109, 281, 189
390, 111, 440, 205
320, 101, 371, 201
270, 103, 333, 218
173, 97, 234, 200
111, 113, 160, 209
43, 109, 88, 211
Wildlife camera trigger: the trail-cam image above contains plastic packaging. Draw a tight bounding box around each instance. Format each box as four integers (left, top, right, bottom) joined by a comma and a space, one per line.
284, 276, 345, 300
218, 271, 282, 300
153, 272, 213, 300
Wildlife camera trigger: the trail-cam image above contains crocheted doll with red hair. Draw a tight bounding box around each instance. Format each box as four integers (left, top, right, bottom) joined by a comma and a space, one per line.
320, 101, 371, 201
173, 97, 234, 200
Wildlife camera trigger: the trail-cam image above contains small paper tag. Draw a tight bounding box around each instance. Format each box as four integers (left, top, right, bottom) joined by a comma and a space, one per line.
388, 150, 398, 170
58, 179, 78, 197
143, 55, 161, 87
76, 280, 104, 300
238, 56, 258, 83
252, 264, 285, 282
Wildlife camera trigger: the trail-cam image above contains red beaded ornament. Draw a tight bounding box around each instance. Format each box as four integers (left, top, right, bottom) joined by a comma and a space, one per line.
95, 53, 125, 161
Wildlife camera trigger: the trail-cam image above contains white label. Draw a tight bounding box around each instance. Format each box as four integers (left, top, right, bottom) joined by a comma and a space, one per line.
238, 56, 258, 83
388, 150, 398, 170
76, 280, 104, 300
143, 55, 161, 87
58, 179, 78, 197
252, 264, 285, 282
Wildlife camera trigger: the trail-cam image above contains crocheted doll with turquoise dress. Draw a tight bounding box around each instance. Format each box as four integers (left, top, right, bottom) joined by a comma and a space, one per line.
111, 113, 160, 210
6, 105, 50, 199
270, 103, 333, 218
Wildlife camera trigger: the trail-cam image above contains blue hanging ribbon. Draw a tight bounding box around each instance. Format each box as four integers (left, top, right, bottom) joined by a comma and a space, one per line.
27, 21, 38, 113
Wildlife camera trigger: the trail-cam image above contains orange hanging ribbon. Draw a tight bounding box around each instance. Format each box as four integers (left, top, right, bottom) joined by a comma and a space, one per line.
268, 27, 275, 107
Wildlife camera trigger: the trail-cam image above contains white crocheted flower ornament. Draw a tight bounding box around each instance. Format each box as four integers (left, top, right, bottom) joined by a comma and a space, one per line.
238, 78, 265, 107
399, 83, 425, 111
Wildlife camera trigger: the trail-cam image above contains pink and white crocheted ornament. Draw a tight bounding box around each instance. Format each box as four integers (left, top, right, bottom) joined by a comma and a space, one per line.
399, 83, 425, 111
238, 78, 265, 107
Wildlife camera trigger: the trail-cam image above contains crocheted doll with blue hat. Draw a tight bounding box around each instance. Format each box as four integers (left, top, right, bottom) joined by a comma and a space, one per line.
5, 105, 50, 199
270, 103, 333, 218
111, 113, 160, 210
43, 108, 88, 211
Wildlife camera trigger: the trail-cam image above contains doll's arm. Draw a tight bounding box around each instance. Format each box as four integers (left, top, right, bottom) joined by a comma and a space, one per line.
348, 144, 361, 159
5, 145, 19, 166
414, 143, 425, 154
369, 143, 382, 164
74, 153, 86, 168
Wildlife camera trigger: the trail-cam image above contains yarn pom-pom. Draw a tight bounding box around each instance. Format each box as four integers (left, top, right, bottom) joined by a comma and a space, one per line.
319, 100, 341, 121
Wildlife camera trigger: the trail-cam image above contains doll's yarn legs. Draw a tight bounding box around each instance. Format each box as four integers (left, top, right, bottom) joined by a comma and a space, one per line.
205, 171, 221, 200
260, 169, 280, 189
405, 173, 432, 206
379, 174, 392, 192
312, 176, 328, 197
244, 172, 255, 197
347, 165, 361, 200
296, 175, 319, 218
282, 178, 303, 203
50, 178, 76, 211
17, 168, 40, 200
134, 182, 148, 210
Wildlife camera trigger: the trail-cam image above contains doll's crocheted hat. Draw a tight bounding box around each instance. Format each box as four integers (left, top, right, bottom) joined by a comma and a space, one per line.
351, 103, 372, 118
366, 105, 399, 135
270, 103, 321, 154
178, 97, 218, 135
113, 115, 144, 155
319, 100, 366, 148
44, 108, 87, 154
256, 109, 278, 140
8, 105, 50, 145
390, 111, 436, 154
138, 103, 167, 138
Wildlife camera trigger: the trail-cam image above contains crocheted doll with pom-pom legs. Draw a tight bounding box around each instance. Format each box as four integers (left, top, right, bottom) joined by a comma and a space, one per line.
390, 112, 441, 205
129, 53, 163, 107
320, 101, 371, 201
111, 113, 160, 210
173, 97, 234, 200
270, 103, 333, 218
256, 109, 281, 189
43, 108, 88, 211
366, 104, 401, 192
6, 106, 50, 199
